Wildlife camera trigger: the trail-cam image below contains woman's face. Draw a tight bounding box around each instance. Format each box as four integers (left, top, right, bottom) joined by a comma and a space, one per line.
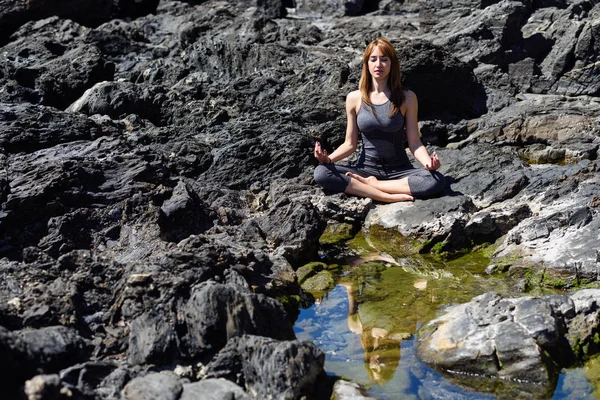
368, 45, 391, 80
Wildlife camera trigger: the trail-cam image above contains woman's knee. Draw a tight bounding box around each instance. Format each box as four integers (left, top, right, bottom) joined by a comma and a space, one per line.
410, 171, 446, 198
313, 164, 349, 193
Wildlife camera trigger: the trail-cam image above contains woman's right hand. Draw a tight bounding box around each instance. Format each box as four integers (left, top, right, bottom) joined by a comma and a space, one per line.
314, 141, 331, 164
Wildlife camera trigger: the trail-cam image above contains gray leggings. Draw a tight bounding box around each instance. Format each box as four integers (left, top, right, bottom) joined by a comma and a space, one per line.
314, 163, 446, 198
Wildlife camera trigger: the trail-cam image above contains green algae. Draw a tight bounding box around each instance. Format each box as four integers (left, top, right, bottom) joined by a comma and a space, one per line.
303, 224, 585, 399
296, 262, 327, 283
584, 355, 600, 398
301, 270, 336, 295
319, 222, 356, 245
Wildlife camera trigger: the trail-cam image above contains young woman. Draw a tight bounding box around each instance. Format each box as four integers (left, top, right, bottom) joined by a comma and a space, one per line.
313, 37, 446, 203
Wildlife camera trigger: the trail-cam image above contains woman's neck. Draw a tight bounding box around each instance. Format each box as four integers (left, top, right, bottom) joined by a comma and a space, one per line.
370, 77, 389, 94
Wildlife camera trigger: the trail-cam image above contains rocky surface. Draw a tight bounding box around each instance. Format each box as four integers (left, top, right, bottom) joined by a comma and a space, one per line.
0, 0, 599, 398
417, 289, 600, 396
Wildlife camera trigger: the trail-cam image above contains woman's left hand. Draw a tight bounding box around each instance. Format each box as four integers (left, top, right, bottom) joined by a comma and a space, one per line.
426, 152, 440, 171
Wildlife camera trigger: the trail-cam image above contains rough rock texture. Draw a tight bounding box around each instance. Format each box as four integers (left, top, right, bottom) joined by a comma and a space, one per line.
204, 334, 326, 400
417, 290, 600, 392
0, 0, 599, 398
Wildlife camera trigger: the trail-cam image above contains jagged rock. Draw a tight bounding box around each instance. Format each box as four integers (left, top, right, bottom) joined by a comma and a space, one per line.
0, 325, 87, 387
0, 102, 103, 153
205, 334, 325, 399
294, 0, 365, 17
421, 0, 531, 66
68, 81, 166, 125
181, 281, 295, 358
365, 192, 478, 253
397, 39, 488, 121
0, 18, 115, 109
1, 0, 600, 397
158, 180, 215, 242
0, 0, 159, 44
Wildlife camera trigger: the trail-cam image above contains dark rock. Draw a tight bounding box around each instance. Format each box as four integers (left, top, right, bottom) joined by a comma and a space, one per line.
398, 39, 488, 120
0, 103, 103, 153
0, 18, 115, 109
181, 281, 295, 358
128, 309, 178, 365
0, 325, 87, 387
205, 334, 325, 400
158, 180, 215, 242
68, 81, 166, 126
0, 0, 159, 45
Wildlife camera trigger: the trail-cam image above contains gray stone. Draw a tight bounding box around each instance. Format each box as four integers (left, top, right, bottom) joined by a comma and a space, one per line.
122, 372, 182, 400
417, 290, 600, 386
181, 379, 250, 400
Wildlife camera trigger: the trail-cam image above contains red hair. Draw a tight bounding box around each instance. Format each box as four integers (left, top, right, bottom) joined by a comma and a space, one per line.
358, 37, 405, 116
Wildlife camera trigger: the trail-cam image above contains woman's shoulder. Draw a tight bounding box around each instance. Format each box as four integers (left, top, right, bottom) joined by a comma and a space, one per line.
346, 90, 362, 111
402, 89, 417, 101
346, 90, 361, 103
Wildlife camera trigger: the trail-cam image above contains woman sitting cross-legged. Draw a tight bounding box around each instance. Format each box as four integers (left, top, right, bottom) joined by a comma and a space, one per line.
313, 37, 446, 203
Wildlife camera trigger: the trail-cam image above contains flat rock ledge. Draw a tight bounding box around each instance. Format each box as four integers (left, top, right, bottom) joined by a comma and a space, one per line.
416, 289, 600, 390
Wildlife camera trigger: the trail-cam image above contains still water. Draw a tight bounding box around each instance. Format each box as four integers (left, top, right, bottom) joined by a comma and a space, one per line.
293, 234, 599, 399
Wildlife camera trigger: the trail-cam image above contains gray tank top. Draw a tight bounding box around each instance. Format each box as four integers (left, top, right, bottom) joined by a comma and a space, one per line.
356, 100, 410, 167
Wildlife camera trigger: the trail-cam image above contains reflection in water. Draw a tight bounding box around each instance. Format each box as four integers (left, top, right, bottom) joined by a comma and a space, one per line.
341, 282, 402, 384
294, 250, 600, 399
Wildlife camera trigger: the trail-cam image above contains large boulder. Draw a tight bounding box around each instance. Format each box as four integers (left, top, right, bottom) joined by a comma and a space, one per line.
417, 290, 600, 396
205, 334, 325, 399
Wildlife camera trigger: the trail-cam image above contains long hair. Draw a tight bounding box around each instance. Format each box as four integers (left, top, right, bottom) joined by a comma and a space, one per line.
358, 37, 405, 116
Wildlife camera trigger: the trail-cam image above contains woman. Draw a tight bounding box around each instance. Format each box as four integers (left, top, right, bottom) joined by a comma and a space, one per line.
313, 37, 446, 203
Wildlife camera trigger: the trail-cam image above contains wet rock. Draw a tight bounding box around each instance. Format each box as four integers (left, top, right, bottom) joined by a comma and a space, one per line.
331, 380, 377, 400
205, 334, 325, 400
301, 270, 335, 293
417, 289, 600, 391
1, 0, 600, 397
365, 191, 478, 253
296, 261, 326, 283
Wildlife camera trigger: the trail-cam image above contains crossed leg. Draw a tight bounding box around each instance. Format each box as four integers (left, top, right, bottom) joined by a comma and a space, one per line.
345, 172, 413, 203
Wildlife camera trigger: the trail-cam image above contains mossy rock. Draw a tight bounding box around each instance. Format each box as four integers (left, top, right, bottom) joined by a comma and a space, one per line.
362, 225, 419, 258
296, 262, 326, 284
319, 222, 355, 245
584, 354, 600, 398
301, 270, 335, 293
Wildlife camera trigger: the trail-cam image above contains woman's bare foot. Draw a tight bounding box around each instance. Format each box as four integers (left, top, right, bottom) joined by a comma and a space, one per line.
346, 172, 378, 186
390, 193, 414, 202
